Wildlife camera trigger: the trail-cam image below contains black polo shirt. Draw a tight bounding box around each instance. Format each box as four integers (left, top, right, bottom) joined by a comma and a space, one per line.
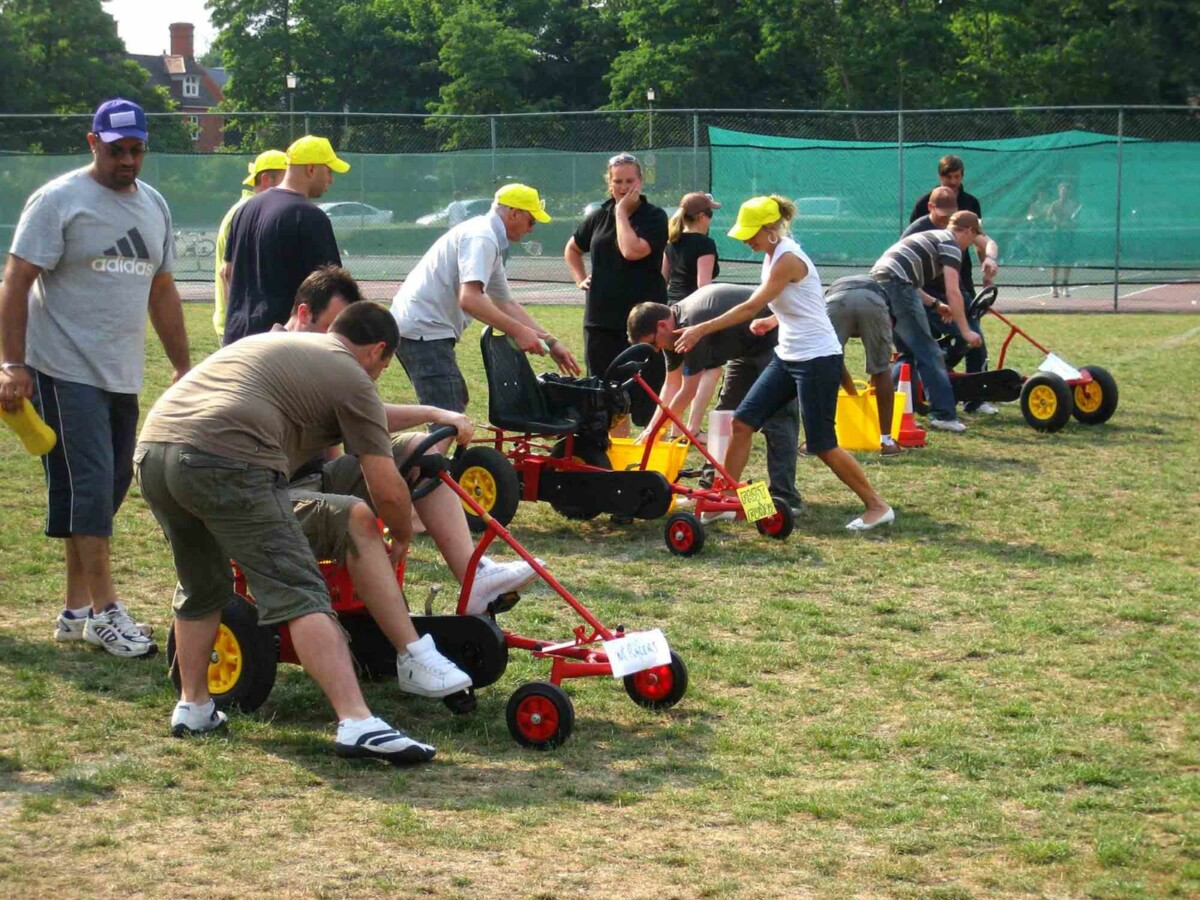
573, 196, 668, 330
223, 188, 342, 343
909, 187, 982, 297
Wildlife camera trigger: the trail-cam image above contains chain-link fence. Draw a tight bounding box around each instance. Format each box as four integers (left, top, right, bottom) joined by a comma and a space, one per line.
2, 106, 1197, 307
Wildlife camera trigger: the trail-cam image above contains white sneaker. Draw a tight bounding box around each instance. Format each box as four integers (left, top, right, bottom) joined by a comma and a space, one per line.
83, 604, 158, 658
56, 602, 152, 641
396, 633, 472, 698
928, 417, 967, 433
970, 402, 1000, 416
335, 716, 435, 765
170, 700, 228, 737
465, 556, 538, 616
700, 510, 737, 524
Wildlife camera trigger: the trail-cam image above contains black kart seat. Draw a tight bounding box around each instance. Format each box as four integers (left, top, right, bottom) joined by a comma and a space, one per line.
480, 327, 579, 435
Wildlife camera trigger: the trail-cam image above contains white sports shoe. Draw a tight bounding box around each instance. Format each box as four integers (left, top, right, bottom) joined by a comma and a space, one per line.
465, 556, 538, 616
928, 417, 968, 433
396, 633, 472, 698
700, 510, 737, 524
83, 604, 158, 658
55, 602, 152, 641
335, 716, 435, 765
970, 402, 1000, 416
170, 700, 228, 737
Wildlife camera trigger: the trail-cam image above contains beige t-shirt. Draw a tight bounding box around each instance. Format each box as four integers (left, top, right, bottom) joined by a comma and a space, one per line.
139, 333, 392, 476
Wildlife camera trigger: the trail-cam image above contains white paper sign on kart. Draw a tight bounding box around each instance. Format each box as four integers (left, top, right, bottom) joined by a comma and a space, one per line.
604, 628, 672, 679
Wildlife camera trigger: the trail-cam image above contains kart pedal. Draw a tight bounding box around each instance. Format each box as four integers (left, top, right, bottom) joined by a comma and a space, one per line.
490, 592, 522, 615
443, 688, 477, 715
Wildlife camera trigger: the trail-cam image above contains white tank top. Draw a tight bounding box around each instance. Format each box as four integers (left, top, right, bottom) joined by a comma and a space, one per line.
763, 236, 842, 362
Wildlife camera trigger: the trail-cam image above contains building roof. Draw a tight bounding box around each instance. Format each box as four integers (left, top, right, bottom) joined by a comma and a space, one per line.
128, 53, 223, 109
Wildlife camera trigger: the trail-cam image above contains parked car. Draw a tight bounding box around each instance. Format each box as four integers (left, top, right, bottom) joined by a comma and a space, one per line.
317, 202, 394, 227
415, 198, 492, 227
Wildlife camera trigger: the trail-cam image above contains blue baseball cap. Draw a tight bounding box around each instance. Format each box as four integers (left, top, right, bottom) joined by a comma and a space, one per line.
92, 98, 149, 143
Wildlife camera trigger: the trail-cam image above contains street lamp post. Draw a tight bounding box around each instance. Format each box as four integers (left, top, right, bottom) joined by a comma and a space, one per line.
647, 87, 656, 151
286, 72, 298, 141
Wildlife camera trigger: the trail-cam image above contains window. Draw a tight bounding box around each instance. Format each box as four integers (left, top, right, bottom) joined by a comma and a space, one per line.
185, 116, 201, 141
182, 75, 200, 98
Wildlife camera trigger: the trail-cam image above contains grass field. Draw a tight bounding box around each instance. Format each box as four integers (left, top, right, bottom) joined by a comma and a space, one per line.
0, 307, 1197, 899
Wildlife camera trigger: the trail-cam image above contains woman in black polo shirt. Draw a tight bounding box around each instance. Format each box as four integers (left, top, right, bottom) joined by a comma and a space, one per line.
564, 153, 668, 431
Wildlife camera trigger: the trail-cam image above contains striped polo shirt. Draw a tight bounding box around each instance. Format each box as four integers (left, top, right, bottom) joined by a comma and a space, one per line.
870, 228, 961, 290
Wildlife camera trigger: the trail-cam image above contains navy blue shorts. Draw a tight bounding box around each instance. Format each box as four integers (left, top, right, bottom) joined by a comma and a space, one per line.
397, 337, 469, 413
30, 370, 139, 538
734, 352, 843, 454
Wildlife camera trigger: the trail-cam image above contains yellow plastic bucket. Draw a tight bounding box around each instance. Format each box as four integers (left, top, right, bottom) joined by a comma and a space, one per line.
834, 383, 905, 451
607, 437, 690, 482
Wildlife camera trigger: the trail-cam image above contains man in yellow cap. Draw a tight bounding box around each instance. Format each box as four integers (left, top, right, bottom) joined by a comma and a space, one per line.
390, 183, 579, 416
221, 136, 348, 343
212, 149, 287, 339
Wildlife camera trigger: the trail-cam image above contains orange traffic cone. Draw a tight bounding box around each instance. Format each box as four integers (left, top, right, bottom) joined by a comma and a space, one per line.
895, 363, 926, 448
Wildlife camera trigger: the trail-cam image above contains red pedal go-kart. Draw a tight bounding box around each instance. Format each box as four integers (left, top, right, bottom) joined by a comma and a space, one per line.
165, 426, 689, 750
448, 329, 794, 556
897, 286, 1119, 432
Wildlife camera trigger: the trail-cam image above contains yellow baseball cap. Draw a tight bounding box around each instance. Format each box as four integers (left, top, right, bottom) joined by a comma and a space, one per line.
242, 149, 288, 186
285, 135, 350, 173
727, 196, 782, 240
494, 183, 552, 223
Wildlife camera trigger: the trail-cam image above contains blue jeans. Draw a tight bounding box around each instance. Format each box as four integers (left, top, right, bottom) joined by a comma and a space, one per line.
735, 352, 842, 455
877, 278, 957, 421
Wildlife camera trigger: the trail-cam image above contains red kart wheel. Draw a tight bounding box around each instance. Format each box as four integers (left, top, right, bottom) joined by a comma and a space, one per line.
624, 651, 689, 710
755, 498, 794, 540
664, 511, 705, 556
506, 681, 574, 750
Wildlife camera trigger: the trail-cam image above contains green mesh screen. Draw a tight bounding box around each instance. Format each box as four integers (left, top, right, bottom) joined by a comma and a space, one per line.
709, 125, 1200, 282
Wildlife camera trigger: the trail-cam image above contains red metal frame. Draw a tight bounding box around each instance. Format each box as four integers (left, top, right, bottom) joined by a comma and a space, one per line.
985, 308, 1092, 387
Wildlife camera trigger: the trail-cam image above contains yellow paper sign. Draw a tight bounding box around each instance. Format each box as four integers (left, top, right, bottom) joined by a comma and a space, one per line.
736, 481, 776, 522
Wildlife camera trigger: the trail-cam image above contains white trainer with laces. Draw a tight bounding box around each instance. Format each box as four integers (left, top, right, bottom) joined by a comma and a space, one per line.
700, 510, 737, 525
969, 402, 1000, 416
928, 417, 968, 433
56, 602, 152, 641
465, 556, 539, 616
83, 603, 158, 658
396, 633, 472, 698
335, 716, 435, 765
170, 700, 228, 737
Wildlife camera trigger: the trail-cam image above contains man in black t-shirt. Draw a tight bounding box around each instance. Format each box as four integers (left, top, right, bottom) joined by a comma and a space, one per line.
222, 135, 346, 344
909, 155, 984, 300
627, 285, 801, 513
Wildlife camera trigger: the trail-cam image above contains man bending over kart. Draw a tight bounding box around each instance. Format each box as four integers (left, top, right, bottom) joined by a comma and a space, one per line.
627, 284, 803, 521
869, 210, 988, 434
901, 187, 1002, 415
280, 267, 538, 617
136, 302, 467, 764
390, 183, 580, 423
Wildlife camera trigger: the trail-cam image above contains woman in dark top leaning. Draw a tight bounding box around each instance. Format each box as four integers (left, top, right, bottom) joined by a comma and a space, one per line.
564, 152, 668, 434
659, 192, 722, 443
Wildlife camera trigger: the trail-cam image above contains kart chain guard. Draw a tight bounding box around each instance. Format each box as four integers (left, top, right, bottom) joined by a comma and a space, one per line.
538, 469, 673, 520
341, 610, 507, 690
950, 368, 1023, 403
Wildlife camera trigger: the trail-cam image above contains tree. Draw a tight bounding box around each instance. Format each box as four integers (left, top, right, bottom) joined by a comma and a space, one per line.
0, 0, 190, 150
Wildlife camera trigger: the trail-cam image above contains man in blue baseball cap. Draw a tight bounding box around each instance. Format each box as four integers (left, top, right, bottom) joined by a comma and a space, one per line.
0, 97, 191, 658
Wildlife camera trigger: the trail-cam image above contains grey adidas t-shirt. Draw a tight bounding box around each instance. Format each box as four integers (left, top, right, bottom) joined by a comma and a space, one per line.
10, 167, 174, 393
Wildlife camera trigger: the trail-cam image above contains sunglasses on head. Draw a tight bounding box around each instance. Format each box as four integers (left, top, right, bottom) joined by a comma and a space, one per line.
608, 153, 639, 166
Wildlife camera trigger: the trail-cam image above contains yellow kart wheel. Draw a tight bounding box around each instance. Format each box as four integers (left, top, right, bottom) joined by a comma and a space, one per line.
1071, 365, 1119, 425
453, 446, 520, 532
166, 597, 277, 713
1020, 373, 1073, 433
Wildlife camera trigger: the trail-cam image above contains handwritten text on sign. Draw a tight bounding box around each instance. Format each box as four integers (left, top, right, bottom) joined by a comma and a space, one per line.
737, 481, 776, 522
604, 629, 672, 679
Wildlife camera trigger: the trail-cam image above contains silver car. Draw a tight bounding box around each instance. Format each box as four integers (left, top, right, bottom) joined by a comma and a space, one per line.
317, 202, 394, 227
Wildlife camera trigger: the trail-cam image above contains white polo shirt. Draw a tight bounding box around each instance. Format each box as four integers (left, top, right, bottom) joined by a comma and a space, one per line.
391, 210, 512, 341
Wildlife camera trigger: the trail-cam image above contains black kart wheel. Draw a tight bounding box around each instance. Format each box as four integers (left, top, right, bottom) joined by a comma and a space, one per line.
167, 596, 277, 713
548, 438, 611, 520
755, 498, 794, 540
623, 651, 689, 710
453, 446, 520, 532
506, 681, 574, 750
664, 511, 706, 557
1020, 372, 1073, 432
1071, 365, 1118, 425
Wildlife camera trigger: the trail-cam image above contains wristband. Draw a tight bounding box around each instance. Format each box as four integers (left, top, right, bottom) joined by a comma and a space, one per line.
1, 362, 30, 373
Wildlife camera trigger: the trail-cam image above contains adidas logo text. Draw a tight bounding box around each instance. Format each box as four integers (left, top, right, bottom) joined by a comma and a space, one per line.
92, 257, 154, 276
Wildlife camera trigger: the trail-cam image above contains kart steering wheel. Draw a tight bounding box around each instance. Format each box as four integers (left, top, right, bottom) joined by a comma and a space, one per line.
398, 424, 458, 500
604, 342, 655, 384
969, 285, 999, 319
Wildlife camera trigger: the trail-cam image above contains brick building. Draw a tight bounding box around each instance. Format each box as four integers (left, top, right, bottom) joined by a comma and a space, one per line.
129, 23, 224, 151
